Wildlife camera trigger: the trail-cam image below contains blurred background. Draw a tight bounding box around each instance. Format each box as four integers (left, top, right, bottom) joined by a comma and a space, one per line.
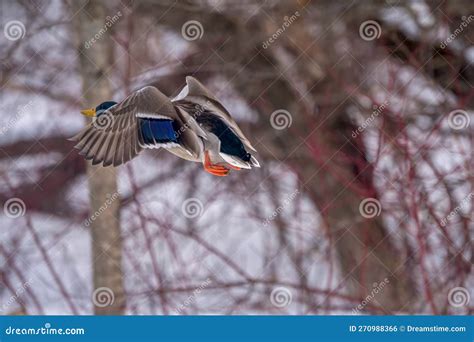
0, 0, 472, 315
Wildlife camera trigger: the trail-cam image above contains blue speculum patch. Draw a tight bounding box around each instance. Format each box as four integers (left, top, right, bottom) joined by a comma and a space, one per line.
139, 118, 177, 145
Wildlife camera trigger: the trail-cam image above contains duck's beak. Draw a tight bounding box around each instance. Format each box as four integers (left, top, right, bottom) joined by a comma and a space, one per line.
80, 108, 96, 117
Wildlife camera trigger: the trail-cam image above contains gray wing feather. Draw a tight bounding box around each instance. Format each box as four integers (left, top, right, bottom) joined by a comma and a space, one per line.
182, 76, 257, 152
71, 86, 183, 167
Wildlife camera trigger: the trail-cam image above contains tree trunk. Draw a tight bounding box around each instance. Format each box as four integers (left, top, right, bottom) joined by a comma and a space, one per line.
73, 0, 125, 315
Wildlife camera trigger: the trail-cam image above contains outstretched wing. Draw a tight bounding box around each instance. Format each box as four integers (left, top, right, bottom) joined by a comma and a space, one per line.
173, 76, 257, 152
70, 86, 179, 167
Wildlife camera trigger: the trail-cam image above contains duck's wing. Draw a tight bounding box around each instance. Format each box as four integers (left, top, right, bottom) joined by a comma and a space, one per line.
173, 76, 257, 153
70, 86, 201, 167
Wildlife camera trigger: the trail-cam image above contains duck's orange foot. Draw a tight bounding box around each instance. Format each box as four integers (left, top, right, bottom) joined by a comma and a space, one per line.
205, 165, 230, 176
204, 151, 230, 177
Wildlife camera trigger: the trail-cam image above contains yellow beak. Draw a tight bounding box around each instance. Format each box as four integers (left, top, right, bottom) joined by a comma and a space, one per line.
80, 108, 96, 117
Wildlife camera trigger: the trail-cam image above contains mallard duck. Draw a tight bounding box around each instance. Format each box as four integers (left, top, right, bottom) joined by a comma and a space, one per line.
70, 76, 259, 176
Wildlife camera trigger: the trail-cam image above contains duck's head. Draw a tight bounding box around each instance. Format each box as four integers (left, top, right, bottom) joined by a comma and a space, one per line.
80, 101, 117, 117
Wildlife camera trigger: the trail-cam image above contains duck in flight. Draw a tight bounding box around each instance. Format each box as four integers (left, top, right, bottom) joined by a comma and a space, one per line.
70, 76, 260, 176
